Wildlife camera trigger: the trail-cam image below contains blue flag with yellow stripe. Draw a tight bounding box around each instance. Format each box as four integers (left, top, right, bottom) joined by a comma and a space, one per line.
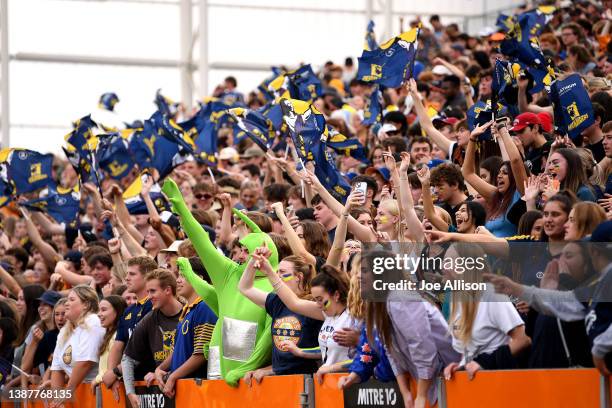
362, 85, 382, 126
227, 108, 274, 151
6, 149, 54, 194
178, 99, 231, 166
357, 27, 419, 88
95, 132, 135, 180
63, 115, 99, 184
154, 89, 179, 118
20, 187, 81, 227
549, 73, 595, 140
324, 126, 368, 163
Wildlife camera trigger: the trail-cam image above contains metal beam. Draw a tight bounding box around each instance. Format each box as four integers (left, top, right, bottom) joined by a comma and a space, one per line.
180, 0, 193, 109
11, 52, 186, 68
198, 0, 208, 97
383, 0, 393, 39
1, 0, 9, 148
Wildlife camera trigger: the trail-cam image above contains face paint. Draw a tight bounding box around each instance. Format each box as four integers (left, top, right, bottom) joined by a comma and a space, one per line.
379, 215, 389, 224
323, 299, 331, 310
281, 273, 295, 282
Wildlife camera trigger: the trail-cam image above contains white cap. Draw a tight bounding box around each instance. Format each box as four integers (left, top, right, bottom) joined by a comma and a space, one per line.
218, 147, 239, 162
432, 65, 453, 76
160, 240, 184, 254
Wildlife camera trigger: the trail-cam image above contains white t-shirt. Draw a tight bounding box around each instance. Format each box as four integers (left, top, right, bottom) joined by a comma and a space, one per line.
450, 287, 524, 365
51, 314, 106, 382
318, 309, 353, 366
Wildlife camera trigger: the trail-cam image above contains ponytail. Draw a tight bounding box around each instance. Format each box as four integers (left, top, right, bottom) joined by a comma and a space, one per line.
310, 264, 350, 304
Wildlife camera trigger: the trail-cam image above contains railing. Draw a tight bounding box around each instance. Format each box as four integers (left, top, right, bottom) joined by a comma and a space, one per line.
1, 368, 609, 408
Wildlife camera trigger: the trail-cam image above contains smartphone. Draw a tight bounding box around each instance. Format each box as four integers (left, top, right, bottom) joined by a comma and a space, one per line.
353, 182, 367, 204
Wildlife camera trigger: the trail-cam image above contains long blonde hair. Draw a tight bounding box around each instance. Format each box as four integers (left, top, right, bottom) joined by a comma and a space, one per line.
59, 285, 99, 346
447, 243, 490, 346
379, 199, 405, 241
347, 254, 365, 320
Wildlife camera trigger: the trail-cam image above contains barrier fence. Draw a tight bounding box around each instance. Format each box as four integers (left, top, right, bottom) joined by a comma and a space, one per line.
0, 368, 610, 408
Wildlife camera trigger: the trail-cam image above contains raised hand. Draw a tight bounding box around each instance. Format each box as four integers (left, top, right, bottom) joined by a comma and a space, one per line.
399, 151, 412, 174
470, 120, 493, 139
416, 165, 430, 186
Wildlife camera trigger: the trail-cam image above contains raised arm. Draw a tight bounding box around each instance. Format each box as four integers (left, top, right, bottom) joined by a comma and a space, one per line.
517, 76, 554, 115
462, 121, 497, 201
416, 166, 449, 232
0, 263, 20, 297
260, 255, 323, 321
30, 211, 64, 235
408, 78, 451, 153
395, 152, 425, 242
162, 178, 235, 289
217, 193, 236, 248
21, 208, 61, 268
238, 255, 268, 308
110, 186, 144, 244
326, 195, 354, 268
303, 170, 376, 242
433, 57, 466, 82
271, 202, 316, 266
495, 123, 527, 195
55, 260, 92, 286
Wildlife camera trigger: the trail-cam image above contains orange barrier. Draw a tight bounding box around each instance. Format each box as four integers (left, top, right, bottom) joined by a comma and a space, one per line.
1, 369, 610, 407
177, 374, 305, 408
442, 368, 601, 408
314, 372, 437, 408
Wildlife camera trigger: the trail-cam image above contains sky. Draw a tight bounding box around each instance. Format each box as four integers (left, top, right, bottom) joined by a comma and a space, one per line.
2, 0, 520, 154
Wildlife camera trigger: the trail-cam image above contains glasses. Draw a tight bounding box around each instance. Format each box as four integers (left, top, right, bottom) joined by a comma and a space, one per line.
195, 193, 213, 200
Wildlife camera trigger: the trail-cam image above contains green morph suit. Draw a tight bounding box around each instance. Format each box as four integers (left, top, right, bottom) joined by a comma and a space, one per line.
162, 178, 276, 386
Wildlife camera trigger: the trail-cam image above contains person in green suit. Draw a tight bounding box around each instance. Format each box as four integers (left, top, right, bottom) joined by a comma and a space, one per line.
162, 178, 276, 386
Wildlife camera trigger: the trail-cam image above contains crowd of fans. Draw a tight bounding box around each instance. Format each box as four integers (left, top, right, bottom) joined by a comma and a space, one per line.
0, 1, 611, 407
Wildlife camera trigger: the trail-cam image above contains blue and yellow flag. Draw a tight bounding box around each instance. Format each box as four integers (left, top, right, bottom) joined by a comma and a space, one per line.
20, 187, 81, 227
491, 60, 520, 118
258, 67, 285, 102
357, 27, 419, 88
63, 115, 100, 184
497, 8, 553, 70
178, 99, 230, 166
467, 100, 508, 141
279, 98, 326, 162
220, 90, 246, 107
268, 65, 322, 102
227, 108, 274, 151
259, 102, 285, 134
324, 126, 368, 163
99, 92, 119, 112
280, 98, 350, 201
152, 111, 197, 155
6, 149, 54, 194
364, 20, 378, 52
123, 174, 170, 215
0, 158, 13, 208
154, 89, 179, 118
549, 74, 595, 140
362, 85, 382, 126
129, 115, 190, 179
95, 132, 135, 180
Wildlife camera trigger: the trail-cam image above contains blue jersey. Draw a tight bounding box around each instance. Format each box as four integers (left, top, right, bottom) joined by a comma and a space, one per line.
265, 293, 322, 375
170, 298, 217, 377
115, 297, 153, 343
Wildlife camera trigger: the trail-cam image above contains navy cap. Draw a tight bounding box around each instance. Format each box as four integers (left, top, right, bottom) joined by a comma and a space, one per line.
64, 250, 82, 265
38, 291, 62, 307
366, 166, 391, 181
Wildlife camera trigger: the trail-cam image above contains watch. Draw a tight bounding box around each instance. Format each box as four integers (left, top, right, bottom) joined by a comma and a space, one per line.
113, 366, 122, 380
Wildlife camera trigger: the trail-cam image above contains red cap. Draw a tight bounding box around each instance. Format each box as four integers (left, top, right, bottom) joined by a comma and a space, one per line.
510, 112, 541, 132
536, 112, 553, 133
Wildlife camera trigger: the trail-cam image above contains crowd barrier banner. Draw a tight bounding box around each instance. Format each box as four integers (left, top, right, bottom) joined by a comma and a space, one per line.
313, 373, 436, 408
1, 369, 610, 408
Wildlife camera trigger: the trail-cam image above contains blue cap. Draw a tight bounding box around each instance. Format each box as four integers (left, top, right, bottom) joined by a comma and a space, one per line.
366, 166, 391, 181
38, 291, 62, 307
427, 159, 446, 168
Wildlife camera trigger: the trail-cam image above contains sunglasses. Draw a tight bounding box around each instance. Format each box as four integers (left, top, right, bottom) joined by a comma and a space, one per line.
195, 193, 213, 200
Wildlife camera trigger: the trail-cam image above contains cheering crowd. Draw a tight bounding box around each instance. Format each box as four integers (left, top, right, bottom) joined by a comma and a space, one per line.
0, 1, 611, 407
